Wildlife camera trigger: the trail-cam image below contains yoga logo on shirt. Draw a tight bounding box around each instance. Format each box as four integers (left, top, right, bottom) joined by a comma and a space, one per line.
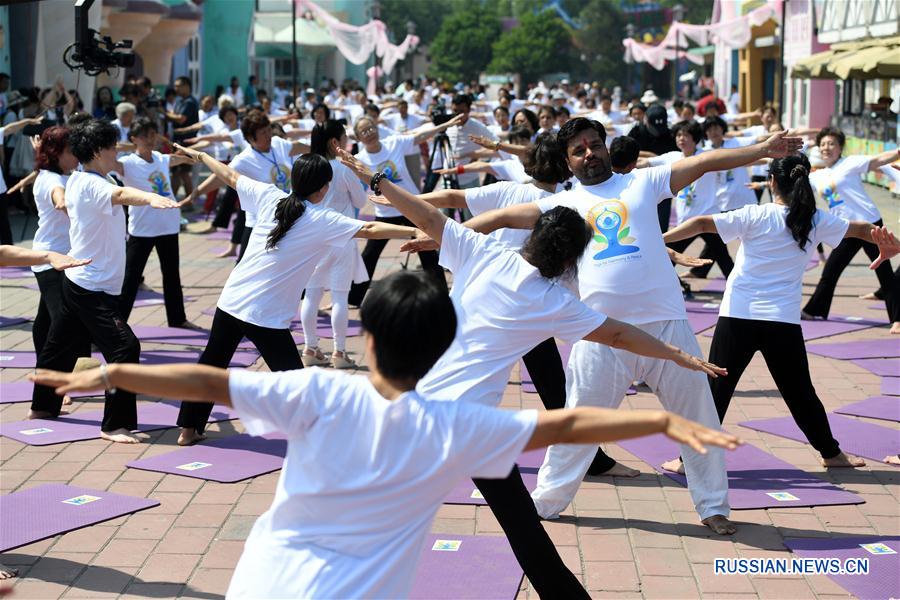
376, 160, 403, 184
271, 165, 291, 192
147, 170, 171, 197
586, 200, 640, 260
822, 181, 842, 208
677, 182, 695, 206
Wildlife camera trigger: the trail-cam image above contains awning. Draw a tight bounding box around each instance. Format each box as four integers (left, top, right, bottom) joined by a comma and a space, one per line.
253, 12, 335, 47
792, 35, 900, 80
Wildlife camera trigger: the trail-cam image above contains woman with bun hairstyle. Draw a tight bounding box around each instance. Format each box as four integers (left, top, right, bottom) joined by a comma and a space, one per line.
663, 154, 899, 467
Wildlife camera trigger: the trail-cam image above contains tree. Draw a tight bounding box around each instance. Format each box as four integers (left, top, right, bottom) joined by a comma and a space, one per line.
574, 0, 627, 88
487, 10, 574, 84
428, 3, 501, 82
379, 0, 448, 46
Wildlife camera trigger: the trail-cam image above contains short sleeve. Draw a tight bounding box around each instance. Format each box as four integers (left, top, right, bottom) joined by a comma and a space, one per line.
452, 405, 538, 479
394, 134, 418, 156
811, 209, 850, 249
157, 152, 170, 171
228, 369, 321, 437
90, 177, 116, 216
732, 136, 757, 148
842, 155, 872, 176
235, 175, 279, 214
320, 209, 364, 247
551, 289, 608, 342
713, 206, 751, 244
272, 136, 294, 156
228, 129, 244, 146
640, 165, 674, 203
465, 182, 512, 216
439, 218, 492, 274
534, 190, 578, 214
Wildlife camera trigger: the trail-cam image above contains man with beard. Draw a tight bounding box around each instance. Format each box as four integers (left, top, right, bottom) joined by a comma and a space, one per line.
460, 118, 803, 535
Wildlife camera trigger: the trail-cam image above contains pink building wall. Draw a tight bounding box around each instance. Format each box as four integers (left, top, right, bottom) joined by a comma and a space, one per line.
783, 0, 835, 128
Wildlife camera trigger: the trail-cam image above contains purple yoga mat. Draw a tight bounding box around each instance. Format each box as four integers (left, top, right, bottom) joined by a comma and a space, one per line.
702, 315, 887, 342
0, 351, 100, 369
130, 325, 268, 350
208, 230, 233, 241
687, 311, 718, 333
126, 434, 287, 483
740, 414, 900, 465
852, 358, 900, 378
807, 338, 900, 360
835, 396, 900, 423
883, 377, 900, 396
0, 266, 34, 279
0, 349, 258, 369
291, 314, 363, 339
0, 483, 159, 553
0, 316, 29, 328
617, 434, 863, 509
444, 469, 538, 506
0, 401, 238, 446
0, 381, 100, 404
784, 536, 899, 600
133, 288, 196, 308
684, 300, 721, 314
409, 534, 523, 600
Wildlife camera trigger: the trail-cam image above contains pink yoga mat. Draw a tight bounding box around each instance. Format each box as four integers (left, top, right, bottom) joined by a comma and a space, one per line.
783, 536, 899, 600
617, 434, 863, 509
835, 396, 900, 423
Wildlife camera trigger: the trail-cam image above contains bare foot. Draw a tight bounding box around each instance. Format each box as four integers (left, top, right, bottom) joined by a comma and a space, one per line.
62, 394, 73, 406
891, 322, 900, 335
216, 245, 237, 258
0, 564, 18, 580
590, 461, 640, 477
177, 428, 207, 446
822, 452, 865, 468
883, 455, 900, 465
859, 292, 879, 300
702, 514, 737, 535
800, 310, 819, 321
661, 457, 686, 475
100, 428, 141, 444
173, 320, 205, 331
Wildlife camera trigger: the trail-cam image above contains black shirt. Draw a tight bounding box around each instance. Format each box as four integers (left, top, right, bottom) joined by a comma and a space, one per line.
627, 124, 677, 156
173, 94, 199, 143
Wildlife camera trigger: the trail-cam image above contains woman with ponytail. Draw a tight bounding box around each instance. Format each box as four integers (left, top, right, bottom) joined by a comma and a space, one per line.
170, 144, 422, 446
300, 120, 369, 369
663, 154, 899, 467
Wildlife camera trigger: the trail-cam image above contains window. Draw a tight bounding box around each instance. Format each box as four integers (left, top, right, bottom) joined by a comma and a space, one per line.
187, 32, 201, 94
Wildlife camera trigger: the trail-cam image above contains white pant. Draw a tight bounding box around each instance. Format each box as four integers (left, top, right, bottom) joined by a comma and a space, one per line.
531, 319, 730, 521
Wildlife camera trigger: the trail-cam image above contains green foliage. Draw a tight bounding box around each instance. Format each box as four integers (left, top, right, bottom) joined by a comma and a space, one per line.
574, 0, 627, 87
487, 10, 573, 84
428, 3, 501, 82
379, 0, 448, 46
655, 0, 713, 24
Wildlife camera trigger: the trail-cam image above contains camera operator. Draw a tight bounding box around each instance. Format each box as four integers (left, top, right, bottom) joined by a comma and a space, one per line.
165, 77, 199, 198
426, 94, 497, 193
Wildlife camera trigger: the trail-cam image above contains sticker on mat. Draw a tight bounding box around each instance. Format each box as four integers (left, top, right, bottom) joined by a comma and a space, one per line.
859, 543, 896, 555
470, 489, 483, 499
703, 303, 719, 309
766, 492, 799, 502
176, 462, 212, 471
0, 356, 14, 361
432, 540, 462, 552
62, 495, 101, 506
19, 428, 53, 435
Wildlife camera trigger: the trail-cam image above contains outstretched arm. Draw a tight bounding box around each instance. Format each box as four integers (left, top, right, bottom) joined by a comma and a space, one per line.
418, 188, 469, 209
0, 116, 43, 137
173, 144, 240, 189
663, 216, 718, 244
463, 203, 542, 235
411, 113, 466, 145
353, 221, 418, 240
847, 224, 899, 269
867, 148, 900, 172
0, 245, 91, 270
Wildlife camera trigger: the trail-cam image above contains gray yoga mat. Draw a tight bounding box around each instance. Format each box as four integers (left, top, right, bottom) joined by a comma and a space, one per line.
0, 483, 159, 552
783, 536, 899, 600
739, 414, 900, 465
835, 396, 900, 423
0, 349, 259, 369
617, 434, 864, 509
409, 534, 523, 600
807, 338, 900, 360
0, 381, 100, 404
0, 401, 238, 445
126, 433, 287, 483
852, 358, 900, 378
883, 377, 900, 396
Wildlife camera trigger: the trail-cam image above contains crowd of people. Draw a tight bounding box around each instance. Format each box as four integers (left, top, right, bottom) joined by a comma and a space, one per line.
1, 70, 899, 597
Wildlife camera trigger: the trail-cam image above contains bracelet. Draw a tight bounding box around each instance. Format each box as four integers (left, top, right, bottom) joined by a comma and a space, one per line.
456, 164, 465, 175
99, 364, 117, 394
370, 171, 385, 195
493, 140, 501, 151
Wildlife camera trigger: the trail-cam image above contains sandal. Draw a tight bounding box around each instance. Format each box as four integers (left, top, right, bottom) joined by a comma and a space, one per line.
301, 346, 330, 367
332, 351, 357, 370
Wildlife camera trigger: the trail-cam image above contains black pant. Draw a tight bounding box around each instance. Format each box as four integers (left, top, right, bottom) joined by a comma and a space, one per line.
522, 338, 616, 473
212, 186, 238, 230
32, 278, 141, 432
120, 234, 187, 326
667, 233, 734, 279
708, 316, 840, 458
804, 220, 899, 323
751, 175, 767, 203
32, 269, 91, 360
237, 226, 252, 262
348, 215, 446, 306
657, 197, 672, 234
230, 209, 245, 246
176, 308, 302, 433
475, 466, 589, 599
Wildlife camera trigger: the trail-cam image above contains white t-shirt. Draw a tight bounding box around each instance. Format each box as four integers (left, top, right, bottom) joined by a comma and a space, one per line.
417, 220, 607, 407
739, 126, 768, 176
490, 158, 530, 183
63, 171, 127, 295
226, 368, 536, 599
111, 119, 130, 143
649, 150, 718, 223
536, 167, 687, 325
385, 113, 427, 137
704, 137, 758, 211
464, 181, 555, 250
119, 152, 182, 237
229, 137, 295, 227
809, 155, 880, 223
323, 159, 368, 218
198, 114, 230, 160
714, 203, 849, 324
217, 176, 363, 329
356, 135, 418, 218
442, 119, 498, 186
31, 171, 71, 273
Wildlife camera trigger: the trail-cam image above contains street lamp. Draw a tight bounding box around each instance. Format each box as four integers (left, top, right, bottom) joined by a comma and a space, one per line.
671, 4, 685, 99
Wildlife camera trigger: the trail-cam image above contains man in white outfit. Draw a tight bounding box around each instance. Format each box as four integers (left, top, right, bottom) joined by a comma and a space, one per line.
463, 117, 802, 534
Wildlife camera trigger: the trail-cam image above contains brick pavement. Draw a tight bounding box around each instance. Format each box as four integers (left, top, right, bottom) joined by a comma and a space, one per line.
1, 191, 898, 599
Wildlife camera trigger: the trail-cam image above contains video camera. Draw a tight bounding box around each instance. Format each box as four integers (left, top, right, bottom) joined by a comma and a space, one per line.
63, 0, 135, 76
430, 102, 454, 127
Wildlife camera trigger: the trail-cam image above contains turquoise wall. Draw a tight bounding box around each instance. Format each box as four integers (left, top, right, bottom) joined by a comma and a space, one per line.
332, 0, 369, 84
0, 7, 10, 75
201, 0, 254, 95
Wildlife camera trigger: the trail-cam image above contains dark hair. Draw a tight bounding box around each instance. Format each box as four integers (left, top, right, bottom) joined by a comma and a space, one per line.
770, 154, 817, 250
672, 98, 684, 110
451, 93, 472, 108
557, 106, 570, 118
312, 103, 330, 119
219, 105, 238, 122
174, 76, 191, 90
609, 136, 640, 170
265, 154, 332, 250
760, 105, 777, 117
520, 206, 591, 279
360, 270, 457, 382
671, 120, 702, 144
815, 126, 845, 149
68, 118, 119, 163
127, 116, 158, 141
507, 125, 532, 145
493, 105, 509, 117
701, 116, 727, 136
512, 108, 539, 134
35, 126, 70, 173
95, 86, 114, 107
538, 105, 557, 119
682, 102, 695, 114
67, 112, 93, 128
523, 133, 571, 184
558, 117, 607, 148
364, 103, 380, 116
241, 109, 271, 142
310, 119, 345, 158
599, 95, 612, 103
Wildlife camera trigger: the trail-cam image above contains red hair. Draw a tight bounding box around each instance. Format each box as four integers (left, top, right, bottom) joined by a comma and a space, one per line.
35, 126, 71, 173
